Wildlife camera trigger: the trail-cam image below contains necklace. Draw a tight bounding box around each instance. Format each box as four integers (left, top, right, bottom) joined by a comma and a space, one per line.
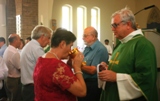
48, 51, 59, 60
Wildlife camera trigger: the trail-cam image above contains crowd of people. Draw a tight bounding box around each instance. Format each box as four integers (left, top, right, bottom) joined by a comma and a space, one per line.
0, 6, 158, 101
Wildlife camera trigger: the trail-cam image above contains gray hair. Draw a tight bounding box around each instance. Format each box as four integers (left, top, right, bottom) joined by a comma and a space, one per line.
31, 25, 53, 39
111, 7, 137, 30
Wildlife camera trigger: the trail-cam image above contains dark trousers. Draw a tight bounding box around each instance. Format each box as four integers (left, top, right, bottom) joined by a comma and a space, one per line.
78, 79, 102, 101
0, 80, 7, 98
4, 77, 22, 101
22, 84, 34, 101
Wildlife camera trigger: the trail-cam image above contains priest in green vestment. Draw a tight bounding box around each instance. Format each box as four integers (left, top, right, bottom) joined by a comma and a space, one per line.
98, 7, 158, 101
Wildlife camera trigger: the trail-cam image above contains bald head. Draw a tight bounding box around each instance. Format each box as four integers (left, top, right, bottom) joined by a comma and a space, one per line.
83, 26, 98, 46
8, 33, 21, 48
8, 34, 18, 43
84, 26, 98, 37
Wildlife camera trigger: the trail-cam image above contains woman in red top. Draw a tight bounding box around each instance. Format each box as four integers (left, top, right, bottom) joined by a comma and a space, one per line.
33, 28, 86, 101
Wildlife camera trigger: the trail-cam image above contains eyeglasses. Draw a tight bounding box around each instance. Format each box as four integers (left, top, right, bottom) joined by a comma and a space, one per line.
111, 21, 124, 28
83, 34, 92, 38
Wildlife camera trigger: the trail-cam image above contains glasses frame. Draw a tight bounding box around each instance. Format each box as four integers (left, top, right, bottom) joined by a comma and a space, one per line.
111, 21, 125, 28
83, 34, 92, 38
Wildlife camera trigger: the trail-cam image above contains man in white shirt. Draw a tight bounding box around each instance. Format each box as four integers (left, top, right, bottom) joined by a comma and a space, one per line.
104, 39, 112, 62
3, 34, 22, 101
20, 25, 52, 101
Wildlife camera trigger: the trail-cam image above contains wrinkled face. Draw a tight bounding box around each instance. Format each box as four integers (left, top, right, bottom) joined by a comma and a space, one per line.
16, 36, 21, 48
62, 42, 73, 59
41, 33, 51, 48
111, 14, 127, 39
82, 31, 95, 46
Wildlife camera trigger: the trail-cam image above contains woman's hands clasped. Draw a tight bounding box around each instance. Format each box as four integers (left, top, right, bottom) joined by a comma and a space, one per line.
72, 52, 84, 69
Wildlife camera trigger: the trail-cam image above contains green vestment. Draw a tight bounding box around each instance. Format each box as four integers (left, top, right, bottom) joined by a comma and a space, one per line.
44, 46, 50, 53
100, 35, 158, 101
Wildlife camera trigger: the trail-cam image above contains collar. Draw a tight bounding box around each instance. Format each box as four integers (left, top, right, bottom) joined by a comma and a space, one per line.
89, 40, 99, 50
120, 29, 143, 43
8, 45, 17, 50
32, 39, 41, 46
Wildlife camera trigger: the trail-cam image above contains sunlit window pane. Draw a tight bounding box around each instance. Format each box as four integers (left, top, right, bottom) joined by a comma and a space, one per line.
91, 7, 100, 39
77, 8, 83, 39
91, 9, 97, 28
77, 7, 86, 52
62, 5, 72, 31
16, 15, 21, 37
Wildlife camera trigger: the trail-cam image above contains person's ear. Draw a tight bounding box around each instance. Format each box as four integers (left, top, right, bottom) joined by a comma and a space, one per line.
39, 34, 45, 40
126, 21, 132, 29
60, 40, 66, 48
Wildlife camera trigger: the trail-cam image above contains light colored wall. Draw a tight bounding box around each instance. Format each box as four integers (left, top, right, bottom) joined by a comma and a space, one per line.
1, 0, 160, 46
135, 0, 160, 28
0, 0, 6, 39
38, 0, 54, 27
51, 0, 136, 47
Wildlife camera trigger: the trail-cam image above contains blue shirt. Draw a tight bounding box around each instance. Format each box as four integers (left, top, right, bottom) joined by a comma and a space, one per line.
83, 40, 108, 79
0, 44, 7, 57
20, 39, 45, 85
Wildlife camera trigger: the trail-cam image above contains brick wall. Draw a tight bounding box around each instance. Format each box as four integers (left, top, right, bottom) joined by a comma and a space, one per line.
6, 0, 16, 38
6, 0, 38, 40
21, 0, 38, 39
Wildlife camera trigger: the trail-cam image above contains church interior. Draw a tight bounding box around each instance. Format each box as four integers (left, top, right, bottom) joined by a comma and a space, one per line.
0, 0, 160, 100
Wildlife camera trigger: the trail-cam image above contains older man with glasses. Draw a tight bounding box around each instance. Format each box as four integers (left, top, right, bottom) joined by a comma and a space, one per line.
98, 7, 158, 101
78, 26, 108, 101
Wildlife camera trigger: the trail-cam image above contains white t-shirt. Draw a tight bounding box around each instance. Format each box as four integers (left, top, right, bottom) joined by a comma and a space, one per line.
3, 45, 20, 77
105, 44, 112, 61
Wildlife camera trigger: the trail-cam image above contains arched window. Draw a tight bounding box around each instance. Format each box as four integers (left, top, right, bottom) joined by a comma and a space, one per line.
62, 5, 72, 31
16, 15, 21, 37
91, 7, 100, 39
77, 6, 86, 52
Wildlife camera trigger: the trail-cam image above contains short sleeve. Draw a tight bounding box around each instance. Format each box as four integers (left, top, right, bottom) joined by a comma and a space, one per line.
52, 62, 77, 90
